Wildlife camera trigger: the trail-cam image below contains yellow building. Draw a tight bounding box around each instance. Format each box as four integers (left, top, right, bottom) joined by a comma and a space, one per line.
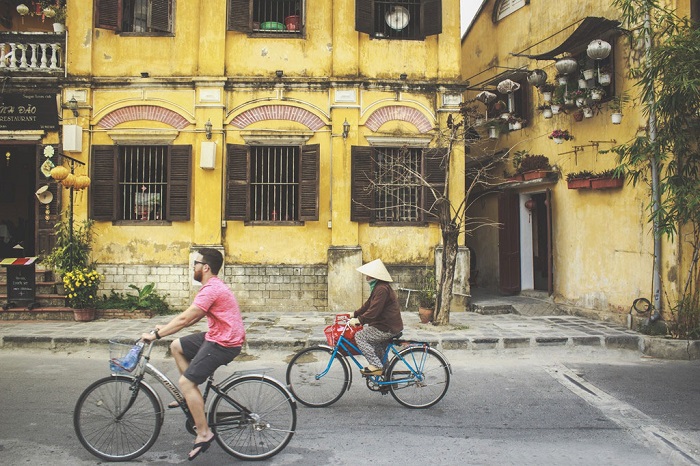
461, 0, 699, 322
1, 0, 469, 312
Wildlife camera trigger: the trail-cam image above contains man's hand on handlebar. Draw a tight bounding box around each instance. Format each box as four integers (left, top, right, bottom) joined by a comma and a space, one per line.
141, 328, 160, 342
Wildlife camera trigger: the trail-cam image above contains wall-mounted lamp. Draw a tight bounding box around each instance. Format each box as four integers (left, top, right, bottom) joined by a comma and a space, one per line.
63, 96, 79, 117
342, 119, 350, 139
400, 73, 407, 80
205, 119, 212, 140
276, 70, 284, 78
140, 72, 150, 78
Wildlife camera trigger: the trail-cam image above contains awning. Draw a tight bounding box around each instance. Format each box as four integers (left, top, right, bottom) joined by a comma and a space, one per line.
520, 17, 621, 61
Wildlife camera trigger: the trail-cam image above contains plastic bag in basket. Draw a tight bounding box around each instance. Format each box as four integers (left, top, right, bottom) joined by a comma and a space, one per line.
110, 342, 144, 372
324, 313, 362, 355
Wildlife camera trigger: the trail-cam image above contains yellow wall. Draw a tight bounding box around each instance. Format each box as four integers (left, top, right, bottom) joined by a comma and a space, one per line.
462, 0, 686, 314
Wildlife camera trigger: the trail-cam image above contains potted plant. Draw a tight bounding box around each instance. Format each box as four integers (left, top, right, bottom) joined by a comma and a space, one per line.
507, 114, 526, 130
539, 82, 555, 102
579, 57, 595, 80
485, 118, 507, 139
608, 91, 628, 124
572, 89, 590, 107
64, 267, 102, 321
565, 170, 595, 189
582, 106, 595, 118
591, 169, 624, 190
590, 86, 606, 101
417, 269, 437, 323
548, 129, 573, 144
40, 1, 66, 32
44, 219, 95, 278
537, 104, 553, 119
516, 154, 552, 180
598, 64, 612, 85
551, 85, 566, 114
572, 108, 584, 122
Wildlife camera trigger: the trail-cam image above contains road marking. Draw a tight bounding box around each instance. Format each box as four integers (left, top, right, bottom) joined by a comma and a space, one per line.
546, 364, 700, 465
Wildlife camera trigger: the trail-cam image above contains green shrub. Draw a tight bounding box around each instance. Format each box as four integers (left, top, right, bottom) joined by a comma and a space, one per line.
96, 283, 173, 315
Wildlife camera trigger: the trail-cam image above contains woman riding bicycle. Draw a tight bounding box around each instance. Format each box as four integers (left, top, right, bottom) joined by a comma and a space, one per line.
349, 259, 403, 376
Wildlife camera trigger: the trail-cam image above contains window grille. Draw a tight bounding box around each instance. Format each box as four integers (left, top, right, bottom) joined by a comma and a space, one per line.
374, 0, 420, 39
119, 146, 168, 221
250, 146, 299, 221
374, 147, 421, 222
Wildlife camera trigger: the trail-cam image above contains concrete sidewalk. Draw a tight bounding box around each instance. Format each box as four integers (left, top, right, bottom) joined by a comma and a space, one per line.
1, 310, 695, 359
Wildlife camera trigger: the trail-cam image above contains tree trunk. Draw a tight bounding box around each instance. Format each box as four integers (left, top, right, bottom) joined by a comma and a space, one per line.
434, 226, 459, 325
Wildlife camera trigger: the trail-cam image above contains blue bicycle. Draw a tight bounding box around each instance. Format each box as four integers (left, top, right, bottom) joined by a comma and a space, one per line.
286, 315, 451, 409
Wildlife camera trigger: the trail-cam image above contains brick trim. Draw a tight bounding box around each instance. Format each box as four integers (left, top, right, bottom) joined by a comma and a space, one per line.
365, 105, 433, 133
97, 105, 190, 129
231, 105, 325, 130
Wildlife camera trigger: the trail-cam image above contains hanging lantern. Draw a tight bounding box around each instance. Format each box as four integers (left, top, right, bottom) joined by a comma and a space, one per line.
527, 69, 548, 87
50, 165, 69, 181
497, 79, 521, 94
525, 198, 535, 212
16, 4, 29, 16
475, 91, 497, 104
555, 57, 578, 75
587, 39, 611, 60
62, 173, 76, 188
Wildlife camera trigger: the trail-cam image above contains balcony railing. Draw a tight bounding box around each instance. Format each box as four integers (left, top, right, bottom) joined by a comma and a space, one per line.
0, 32, 65, 74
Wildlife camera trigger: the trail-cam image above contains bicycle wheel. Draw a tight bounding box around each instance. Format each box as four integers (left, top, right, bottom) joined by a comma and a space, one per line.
386, 346, 450, 408
74, 376, 161, 461
286, 346, 349, 407
210, 375, 296, 461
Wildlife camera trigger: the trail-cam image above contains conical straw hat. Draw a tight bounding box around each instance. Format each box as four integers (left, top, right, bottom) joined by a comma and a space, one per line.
356, 259, 393, 282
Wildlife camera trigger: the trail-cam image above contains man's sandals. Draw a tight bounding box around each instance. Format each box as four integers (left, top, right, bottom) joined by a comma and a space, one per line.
188, 434, 216, 461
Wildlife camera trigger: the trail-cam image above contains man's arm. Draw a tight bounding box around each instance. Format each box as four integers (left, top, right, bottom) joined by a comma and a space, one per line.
142, 304, 206, 341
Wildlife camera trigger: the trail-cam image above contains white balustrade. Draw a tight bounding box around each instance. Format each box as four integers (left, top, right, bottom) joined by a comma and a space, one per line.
0, 33, 64, 73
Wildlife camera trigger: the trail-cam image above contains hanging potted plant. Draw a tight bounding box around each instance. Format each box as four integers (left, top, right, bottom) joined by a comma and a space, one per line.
548, 129, 573, 144
572, 89, 590, 108
582, 106, 594, 118
590, 86, 606, 101
608, 91, 628, 125
485, 118, 507, 139
539, 82, 555, 102
538, 104, 553, 119
507, 114, 526, 130
551, 85, 566, 114
598, 64, 612, 85
572, 108, 585, 122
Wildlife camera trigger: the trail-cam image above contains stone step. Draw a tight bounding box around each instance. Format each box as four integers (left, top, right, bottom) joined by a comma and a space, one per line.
1, 293, 67, 307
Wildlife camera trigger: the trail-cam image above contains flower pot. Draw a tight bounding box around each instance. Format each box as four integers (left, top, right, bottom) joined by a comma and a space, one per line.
567, 179, 592, 189
583, 69, 595, 80
564, 98, 574, 106
611, 113, 623, 124
418, 306, 434, 324
578, 79, 588, 89
591, 90, 603, 101
598, 72, 611, 85
591, 177, 624, 189
552, 137, 564, 144
573, 111, 584, 122
53, 22, 65, 33
73, 308, 96, 322
583, 107, 594, 118
551, 104, 561, 114
523, 170, 550, 181
511, 121, 522, 130
542, 108, 553, 119
507, 174, 524, 182
284, 15, 301, 31
542, 92, 552, 102
488, 127, 499, 139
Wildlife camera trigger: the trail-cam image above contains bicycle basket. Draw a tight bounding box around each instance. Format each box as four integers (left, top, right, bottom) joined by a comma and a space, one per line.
109, 337, 143, 373
324, 314, 362, 355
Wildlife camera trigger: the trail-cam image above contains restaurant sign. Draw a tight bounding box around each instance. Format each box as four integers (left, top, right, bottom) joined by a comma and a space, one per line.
0, 94, 59, 131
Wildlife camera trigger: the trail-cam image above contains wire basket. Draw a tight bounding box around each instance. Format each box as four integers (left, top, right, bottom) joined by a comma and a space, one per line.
109, 337, 142, 373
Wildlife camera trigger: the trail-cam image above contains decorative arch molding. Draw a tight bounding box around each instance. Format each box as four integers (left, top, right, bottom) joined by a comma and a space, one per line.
230, 105, 326, 131
97, 105, 190, 129
364, 105, 434, 133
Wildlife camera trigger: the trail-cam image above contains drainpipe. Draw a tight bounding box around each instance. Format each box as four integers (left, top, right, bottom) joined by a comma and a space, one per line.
644, 6, 662, 313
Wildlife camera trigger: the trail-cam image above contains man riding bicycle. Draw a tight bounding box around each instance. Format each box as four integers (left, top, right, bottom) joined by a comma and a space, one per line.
141, 247, 245, 461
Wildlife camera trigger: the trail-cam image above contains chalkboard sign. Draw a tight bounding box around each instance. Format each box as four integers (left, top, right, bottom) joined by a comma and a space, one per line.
6, 263, 36, 306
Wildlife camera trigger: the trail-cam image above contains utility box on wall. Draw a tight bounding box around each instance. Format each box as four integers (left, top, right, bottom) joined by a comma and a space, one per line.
62, 125, 82, 152
200, 141, 216, 169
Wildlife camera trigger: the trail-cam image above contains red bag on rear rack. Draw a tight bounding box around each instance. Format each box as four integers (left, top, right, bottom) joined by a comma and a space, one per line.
324, 313, 362, 355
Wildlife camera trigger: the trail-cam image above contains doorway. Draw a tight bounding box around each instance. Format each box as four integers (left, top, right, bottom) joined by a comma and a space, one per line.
519, 191, 552, 293
0, 144, 36, 257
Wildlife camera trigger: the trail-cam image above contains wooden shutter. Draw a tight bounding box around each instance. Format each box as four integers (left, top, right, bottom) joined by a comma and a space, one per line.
423, 147, 447, 222
299, 144, 319, 221
95, 0, 122, 31
149, 0, 172, 33
498, 191, 521, 294
166, 146, 191, 221
355, 0, 373, 34
228, 0, 251, 32
90, 145, 118, 221
421, 0, 442, 37
225, 144, 249, 221
36, 145, 62, 257
351, 146, 373, 222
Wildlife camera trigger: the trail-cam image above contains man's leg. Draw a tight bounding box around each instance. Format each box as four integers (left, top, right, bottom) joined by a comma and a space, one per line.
170, 338, 190, 375
179, 374, 214, 458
